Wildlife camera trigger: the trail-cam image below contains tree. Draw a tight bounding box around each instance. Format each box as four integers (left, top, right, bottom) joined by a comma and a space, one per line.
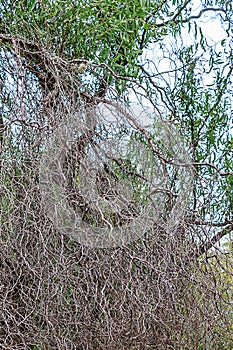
0, 0, 232, 349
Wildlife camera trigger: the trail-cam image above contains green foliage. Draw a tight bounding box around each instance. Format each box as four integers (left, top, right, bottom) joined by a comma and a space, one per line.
2, 0, 147, 70
0, 0, 197, 94
170, 44, 233, 221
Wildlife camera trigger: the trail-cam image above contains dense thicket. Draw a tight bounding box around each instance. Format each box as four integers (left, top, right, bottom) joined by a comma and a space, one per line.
0, 1, 232, 349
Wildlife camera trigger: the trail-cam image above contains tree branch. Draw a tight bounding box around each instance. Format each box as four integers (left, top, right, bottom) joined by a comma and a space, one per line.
197, 223, 233, 256
0, 112, 4, 150
182, 7, 227, 23
156, 0, 192, 27
156, 6, 226, 27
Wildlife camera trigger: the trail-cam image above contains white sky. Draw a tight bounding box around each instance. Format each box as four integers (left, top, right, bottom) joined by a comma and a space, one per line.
136, 0, 233, 134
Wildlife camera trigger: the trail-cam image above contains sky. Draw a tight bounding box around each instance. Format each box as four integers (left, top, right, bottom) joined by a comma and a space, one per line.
136, 0, 233, 135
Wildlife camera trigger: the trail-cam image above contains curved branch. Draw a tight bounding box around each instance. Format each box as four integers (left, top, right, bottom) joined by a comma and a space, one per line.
197, 223, 233, 256
156, 6, 226, 27
183, 7, 227, 23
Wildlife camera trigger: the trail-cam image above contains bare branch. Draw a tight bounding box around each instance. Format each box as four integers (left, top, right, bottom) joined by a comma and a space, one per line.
197, 223, 233, 256
156, 6, 226, 27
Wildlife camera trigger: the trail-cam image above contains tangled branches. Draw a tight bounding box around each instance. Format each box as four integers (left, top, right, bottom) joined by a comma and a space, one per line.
0, 30, 232, 350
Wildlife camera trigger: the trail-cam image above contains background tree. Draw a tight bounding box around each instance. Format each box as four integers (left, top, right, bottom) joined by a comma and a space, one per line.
0, 0, 232, 349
